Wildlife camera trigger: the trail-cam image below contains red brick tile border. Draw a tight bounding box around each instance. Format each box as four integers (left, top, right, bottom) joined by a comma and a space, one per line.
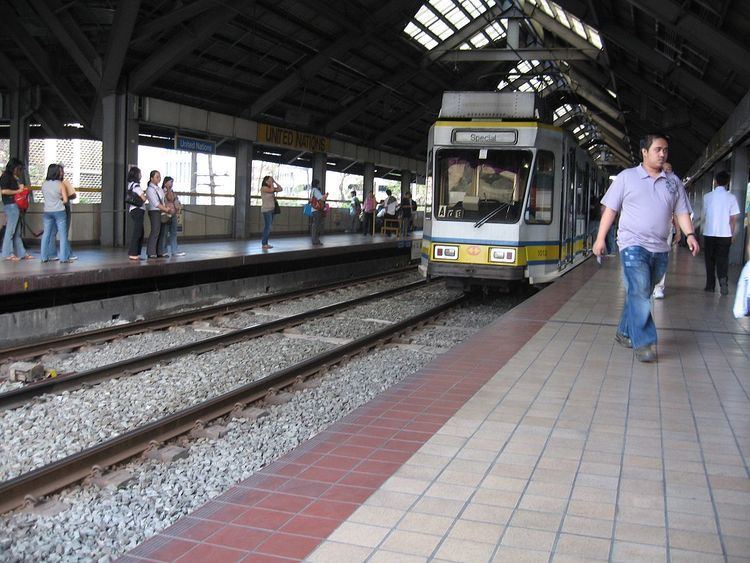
123, 260, 598, 562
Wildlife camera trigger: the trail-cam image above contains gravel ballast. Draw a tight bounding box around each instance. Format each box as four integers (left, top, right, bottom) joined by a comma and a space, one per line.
0, 286, 523, 561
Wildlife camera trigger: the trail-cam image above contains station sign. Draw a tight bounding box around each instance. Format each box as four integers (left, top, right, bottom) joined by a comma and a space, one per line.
452, 130, 517, 145
257, 123, 329, 153
175, 135, 216, 154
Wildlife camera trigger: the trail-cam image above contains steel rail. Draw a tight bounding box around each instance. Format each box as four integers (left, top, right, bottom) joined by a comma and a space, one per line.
0, 279, 430, 410
0, 293, 467, 514
0, 267, 416, 362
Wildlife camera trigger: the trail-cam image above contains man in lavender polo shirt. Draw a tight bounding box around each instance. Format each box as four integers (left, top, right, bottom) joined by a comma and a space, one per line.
593, 133, 700, 362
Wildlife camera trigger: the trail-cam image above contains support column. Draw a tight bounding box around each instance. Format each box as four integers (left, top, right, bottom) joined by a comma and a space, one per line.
9, 89, 30, 165
101, 93, 138, 247
729, 146, 749, 264
363, 162, 375, 198
400, 169, 411, 196
234, 140, 254, 239
312, 152, 326, 191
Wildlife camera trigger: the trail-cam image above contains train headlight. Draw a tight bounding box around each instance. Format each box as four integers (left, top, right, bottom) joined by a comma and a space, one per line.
489, 247, 516, 263
433, 245, 459, 260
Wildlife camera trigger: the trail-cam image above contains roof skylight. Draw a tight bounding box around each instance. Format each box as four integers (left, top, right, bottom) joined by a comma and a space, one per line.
403, 0, 501, 52
527, 0, 603, 50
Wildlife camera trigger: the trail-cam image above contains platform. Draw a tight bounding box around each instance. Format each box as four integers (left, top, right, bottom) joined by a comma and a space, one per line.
124, 249, 749, 562
0, 232, 420, 301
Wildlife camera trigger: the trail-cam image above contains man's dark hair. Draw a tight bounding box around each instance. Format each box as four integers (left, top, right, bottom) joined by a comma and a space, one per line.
714, 170, 730, 187
639, 133, 669, 151
311, 179, 320, 187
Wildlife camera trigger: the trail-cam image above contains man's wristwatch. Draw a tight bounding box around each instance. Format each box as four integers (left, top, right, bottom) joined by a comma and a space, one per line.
685, 233, 696, 240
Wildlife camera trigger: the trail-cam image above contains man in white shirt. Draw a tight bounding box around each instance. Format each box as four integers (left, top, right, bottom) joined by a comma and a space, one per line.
702, 170, 741, 295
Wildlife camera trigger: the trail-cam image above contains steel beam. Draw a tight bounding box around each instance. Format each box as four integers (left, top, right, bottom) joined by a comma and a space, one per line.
323, 3, 505, 136
101, 0, 142, 94
24, 0, 102, 87
428, 48, 596, 62
0, 3, 90, 129
599, 24, 735, 117
129, 0, 247, 94
131, 0, 220, 46
565, 69, 623, 123
621, 0, 750, 81
249, 0, 409, 120
523, 2, 602, 63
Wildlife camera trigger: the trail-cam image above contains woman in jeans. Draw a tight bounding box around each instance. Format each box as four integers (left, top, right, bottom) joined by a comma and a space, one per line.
127, 166, 147, 260
146, 170, 172, 258
260, 175, 282, 249
40, 164, 71, 263
1, 158, 34, 261
160, 177, 185, 257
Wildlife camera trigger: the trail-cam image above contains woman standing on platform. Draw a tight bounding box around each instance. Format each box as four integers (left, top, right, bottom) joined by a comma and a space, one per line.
1, 158, 33, 261
127, 166, 147, 260
161, 177, 185, 257
40, 164, 71, 263
54, 164, 78, 260
260, 175, 282, 250
146, 170, 171, 258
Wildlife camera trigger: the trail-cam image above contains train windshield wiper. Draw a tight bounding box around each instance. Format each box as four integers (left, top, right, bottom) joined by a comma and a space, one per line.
473, 202, 510, 228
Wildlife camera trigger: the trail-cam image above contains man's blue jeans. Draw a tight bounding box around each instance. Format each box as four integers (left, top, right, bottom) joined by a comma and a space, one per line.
617, 246, 668, 349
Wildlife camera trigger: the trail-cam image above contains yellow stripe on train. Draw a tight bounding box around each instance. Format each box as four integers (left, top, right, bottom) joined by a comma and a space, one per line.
428, 243, 566, 267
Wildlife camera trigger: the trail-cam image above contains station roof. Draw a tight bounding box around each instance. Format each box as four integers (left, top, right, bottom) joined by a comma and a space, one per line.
0, 0, 748, 176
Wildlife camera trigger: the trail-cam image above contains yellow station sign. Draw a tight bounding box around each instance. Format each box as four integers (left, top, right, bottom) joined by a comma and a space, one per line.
257, 123, 329, 153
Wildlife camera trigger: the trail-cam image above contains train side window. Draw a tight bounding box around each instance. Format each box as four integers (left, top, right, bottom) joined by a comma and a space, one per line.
526, 150, 554, 224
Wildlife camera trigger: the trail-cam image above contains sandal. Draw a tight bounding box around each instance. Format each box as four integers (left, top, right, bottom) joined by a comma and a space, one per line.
21, 255, 35, 260
128, 256, 140, 261
4, 255, 19, 261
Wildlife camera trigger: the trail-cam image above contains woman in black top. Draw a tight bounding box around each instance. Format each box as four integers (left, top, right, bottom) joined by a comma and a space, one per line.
1, 158, 33, 260
126, 166, 147, 260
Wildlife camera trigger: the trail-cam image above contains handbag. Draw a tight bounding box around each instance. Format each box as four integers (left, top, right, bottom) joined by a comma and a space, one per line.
14, 187, 30, 211
302, 203, 313, 217
125, 182, 143, 207
273, 197, 281, 215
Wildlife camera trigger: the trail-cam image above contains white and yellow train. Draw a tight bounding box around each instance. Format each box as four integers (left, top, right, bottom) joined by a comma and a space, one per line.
420, 92, 607, 288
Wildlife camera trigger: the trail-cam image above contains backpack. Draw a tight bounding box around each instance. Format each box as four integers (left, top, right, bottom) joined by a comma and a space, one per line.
14, 187, 30, 211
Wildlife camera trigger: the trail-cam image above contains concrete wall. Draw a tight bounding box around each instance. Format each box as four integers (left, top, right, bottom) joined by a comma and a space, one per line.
19, 203, 424, 243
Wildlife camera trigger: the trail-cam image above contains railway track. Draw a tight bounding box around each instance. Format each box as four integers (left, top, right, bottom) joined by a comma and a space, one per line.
0, 276, 429, 410
0, 266, 416, 363
0, 292, 467, 514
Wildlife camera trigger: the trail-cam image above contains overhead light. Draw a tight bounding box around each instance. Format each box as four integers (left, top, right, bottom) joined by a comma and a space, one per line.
606, 89, 617, 99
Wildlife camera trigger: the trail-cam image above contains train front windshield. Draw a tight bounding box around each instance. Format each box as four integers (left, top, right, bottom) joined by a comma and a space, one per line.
434, 149, 532, 224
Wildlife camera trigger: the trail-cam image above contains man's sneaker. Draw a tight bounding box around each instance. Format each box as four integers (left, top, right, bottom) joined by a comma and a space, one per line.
652, 287, 664, 299
174, 252, 186, 257
615, 332, 632, 349
635, 345, 657, 363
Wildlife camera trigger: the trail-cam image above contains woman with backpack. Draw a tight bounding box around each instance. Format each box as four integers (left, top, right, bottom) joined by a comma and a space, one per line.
126, 166, 147, 260
1, 158, 34, 261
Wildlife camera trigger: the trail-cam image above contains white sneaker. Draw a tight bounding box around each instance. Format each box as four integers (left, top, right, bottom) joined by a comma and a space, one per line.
653, 288, 664, 299
174, 251, 186, 256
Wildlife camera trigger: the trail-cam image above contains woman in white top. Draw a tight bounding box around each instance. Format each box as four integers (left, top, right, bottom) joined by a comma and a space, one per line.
146, 170, 172, 258
127, 166, 147, 260
260, 175, 282, 249
40, 164, 70, 263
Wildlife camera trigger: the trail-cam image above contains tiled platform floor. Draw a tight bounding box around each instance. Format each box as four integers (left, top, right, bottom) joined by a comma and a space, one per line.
124, 249, 749, 562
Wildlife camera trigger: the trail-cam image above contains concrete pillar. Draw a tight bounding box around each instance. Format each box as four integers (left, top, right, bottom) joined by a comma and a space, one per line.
363, 162, 375, 198
101, 93, 138, 247
729, 146, 749, 264
400, 169, 411, 196
312, 152, 326, 191
9, 89, 30, 165
234, 140, 254, 239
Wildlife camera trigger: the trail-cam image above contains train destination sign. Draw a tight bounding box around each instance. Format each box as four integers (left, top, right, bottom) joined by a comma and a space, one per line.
175, 135, 216, 154
453, 130, 517, 145
257, 123, 329, 153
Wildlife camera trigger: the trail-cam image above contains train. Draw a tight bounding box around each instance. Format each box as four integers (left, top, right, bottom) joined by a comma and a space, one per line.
420, 91, 608, 289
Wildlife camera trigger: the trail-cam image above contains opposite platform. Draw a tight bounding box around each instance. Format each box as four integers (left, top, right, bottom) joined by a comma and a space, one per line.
125, 249, 749, 562
0, 233, 420, 297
